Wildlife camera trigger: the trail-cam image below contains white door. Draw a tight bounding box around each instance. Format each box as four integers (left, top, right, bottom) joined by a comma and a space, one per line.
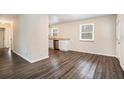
116, 17, 121, 60
0, 29, 4, 48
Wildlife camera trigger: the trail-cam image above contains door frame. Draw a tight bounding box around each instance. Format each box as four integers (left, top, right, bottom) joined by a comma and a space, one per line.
116, 16, 121, 60
0, 28, 5, 48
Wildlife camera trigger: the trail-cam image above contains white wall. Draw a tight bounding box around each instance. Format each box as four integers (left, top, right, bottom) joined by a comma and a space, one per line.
117, 15, 124, 70
51, 15, 116, 56
30, 15, 49, 62
13, 15, 49, 63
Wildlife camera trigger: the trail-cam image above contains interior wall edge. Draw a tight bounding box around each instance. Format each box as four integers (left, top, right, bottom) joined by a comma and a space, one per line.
29, 56, 49, 63
12, 50, 49, 63
12, 50, 32, 63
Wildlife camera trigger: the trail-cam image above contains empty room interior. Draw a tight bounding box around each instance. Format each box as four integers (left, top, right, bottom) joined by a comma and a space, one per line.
0, 14, 124, 79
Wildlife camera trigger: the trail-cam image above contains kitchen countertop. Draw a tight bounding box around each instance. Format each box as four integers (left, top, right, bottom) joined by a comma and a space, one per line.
49, 37, 70, 40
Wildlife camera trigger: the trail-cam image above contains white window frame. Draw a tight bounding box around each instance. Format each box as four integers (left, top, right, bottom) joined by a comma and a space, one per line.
79, 23, 95, 41
51, 27, 59, 36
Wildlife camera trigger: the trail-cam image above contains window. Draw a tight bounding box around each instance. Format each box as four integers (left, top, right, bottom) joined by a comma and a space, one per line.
80, 23, 94, 41
51, 28, 59, 37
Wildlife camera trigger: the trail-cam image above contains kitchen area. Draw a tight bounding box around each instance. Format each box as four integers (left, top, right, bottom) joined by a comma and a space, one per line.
49, 27, 70, 51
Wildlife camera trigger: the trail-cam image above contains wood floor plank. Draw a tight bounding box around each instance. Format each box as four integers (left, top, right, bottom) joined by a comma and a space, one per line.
0, 48, 123, 79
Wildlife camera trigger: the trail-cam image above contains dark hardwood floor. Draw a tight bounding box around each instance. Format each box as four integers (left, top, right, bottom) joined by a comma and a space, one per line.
0, 48, 124, 79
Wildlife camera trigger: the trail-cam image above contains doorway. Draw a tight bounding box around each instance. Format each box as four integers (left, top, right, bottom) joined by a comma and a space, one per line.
0, 28, 5, 48
0, 22, 13, 50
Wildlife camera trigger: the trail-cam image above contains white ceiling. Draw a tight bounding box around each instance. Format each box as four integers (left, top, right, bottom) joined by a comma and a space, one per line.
0, 14, 18, 22
49, 14, 112, 25
0, 14, 112, 24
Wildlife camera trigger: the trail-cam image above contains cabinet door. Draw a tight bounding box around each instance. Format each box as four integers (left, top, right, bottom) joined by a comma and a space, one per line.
54, 40, 59, 50
49, 40, 53, 49
59, 40, 70, 51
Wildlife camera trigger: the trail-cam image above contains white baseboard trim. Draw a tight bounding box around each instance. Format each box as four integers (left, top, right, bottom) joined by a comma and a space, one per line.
70, 49, 116, 57
12, 50, 49, 63
30, 56, 49, 63
12, 50, 32, 62
115, 57, 124, 71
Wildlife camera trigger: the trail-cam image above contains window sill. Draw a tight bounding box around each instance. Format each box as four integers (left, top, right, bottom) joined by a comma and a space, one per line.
80, 40, 95, 42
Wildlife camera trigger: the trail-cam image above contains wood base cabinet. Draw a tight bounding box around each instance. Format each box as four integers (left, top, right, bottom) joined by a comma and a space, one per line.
54, 40, 59, 50
59, 40, 70, 51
